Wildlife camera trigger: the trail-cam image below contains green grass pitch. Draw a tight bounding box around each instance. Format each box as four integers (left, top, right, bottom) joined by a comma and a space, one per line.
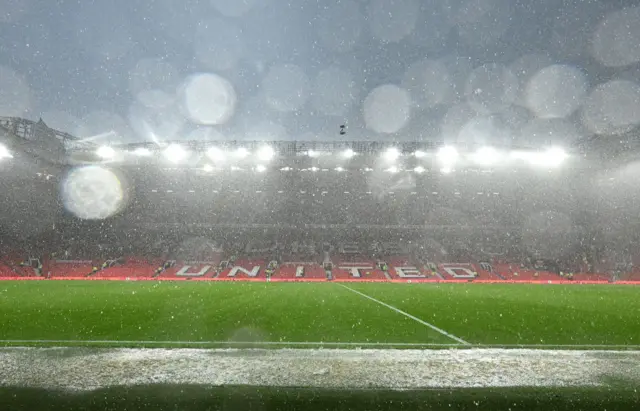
0, 281, 639, 348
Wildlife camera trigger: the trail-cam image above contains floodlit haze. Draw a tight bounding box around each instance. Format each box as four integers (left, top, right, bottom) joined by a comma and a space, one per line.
1, 0, 640, 145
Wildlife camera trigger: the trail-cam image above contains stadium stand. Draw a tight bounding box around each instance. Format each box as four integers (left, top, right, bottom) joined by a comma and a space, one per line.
0, 260, 16, 276
620, 271, 640, 282
47, 260, 94, 278
470, 262, 500, 280
331, 261, 388, 280
0, 255, 40, 277
0, 221, 633, 283
275, 263, 327, 279
0, 246, 634, 283
90, 258, 163, 278
0, 228, 631, 283
1, 120, 638, 284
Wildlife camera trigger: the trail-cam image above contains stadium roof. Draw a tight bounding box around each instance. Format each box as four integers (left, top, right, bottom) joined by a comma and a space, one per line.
3, 115, 640, 173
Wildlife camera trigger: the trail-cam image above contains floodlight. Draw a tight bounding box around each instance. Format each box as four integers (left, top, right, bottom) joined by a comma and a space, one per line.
437, 146, 458, 164
383, 147, 400, 161
257, 146, 275, 161
255, 164, 267, 173
335, 166, 345, 172
342, 148, 355, 159
545, 147, 567, 167
414, 166, 426, 174
310, 166, 319, 172
307, 150, 320, 158
163, 144, 188, 163
96, 145, 116, 159
0, 144, 12, 159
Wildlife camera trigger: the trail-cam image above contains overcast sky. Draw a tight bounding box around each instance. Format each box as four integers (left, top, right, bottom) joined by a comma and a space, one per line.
1, 0, 639, 146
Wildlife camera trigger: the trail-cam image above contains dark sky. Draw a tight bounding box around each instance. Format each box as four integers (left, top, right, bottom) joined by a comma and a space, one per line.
1, 0, 639, 146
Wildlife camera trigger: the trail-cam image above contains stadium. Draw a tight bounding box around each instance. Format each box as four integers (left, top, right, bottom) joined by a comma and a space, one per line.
1, 116, 639, 348
2, 117, 640, 409
2, 1, 640, 407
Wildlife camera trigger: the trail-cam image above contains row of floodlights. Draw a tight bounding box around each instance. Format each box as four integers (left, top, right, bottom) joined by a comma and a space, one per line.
97, 145, 275, 163
95, 145, 569, 169
199, 164, 424, 174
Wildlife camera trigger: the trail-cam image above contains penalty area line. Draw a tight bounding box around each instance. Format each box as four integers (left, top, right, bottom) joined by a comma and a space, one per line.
337, 283, 471, 345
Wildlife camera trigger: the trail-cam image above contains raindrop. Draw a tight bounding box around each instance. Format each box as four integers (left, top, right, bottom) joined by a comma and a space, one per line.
181, 73, 237, 125
363, 84, 411, 134
62, 166, 128, 220
402, 59, 451, 109
509, 53, 555, 107
550, 1, 606, 59
525, 65, 587, 119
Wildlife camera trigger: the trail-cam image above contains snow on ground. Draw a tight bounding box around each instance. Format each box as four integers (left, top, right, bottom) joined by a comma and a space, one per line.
1, 348, 639, 391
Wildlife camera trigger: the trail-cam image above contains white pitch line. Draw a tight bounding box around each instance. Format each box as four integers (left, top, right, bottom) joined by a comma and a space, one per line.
0, 340, 480, 348
1, 339, 638, 349
337, 283, 470, 345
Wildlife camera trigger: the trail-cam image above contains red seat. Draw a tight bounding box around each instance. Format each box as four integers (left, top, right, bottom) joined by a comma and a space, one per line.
92, 262, 159, 278
48, 261, 94, 278
0, 263, 16, 277
571, 273, 610, 282
619, 272, 640, 282
274, 263, 326, 279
